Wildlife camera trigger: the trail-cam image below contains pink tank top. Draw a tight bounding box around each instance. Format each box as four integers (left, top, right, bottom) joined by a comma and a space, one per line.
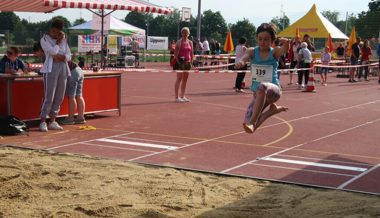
178, 39, 192, 62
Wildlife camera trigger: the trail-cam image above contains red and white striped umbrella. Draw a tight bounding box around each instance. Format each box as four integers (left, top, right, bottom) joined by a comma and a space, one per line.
0, 0, 172, 14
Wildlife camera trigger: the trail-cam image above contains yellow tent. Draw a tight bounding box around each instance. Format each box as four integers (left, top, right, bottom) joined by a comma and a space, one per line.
278, 4, 348, 39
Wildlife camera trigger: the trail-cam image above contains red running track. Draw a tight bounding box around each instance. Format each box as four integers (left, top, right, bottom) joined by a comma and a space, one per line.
2, 64, 380, 195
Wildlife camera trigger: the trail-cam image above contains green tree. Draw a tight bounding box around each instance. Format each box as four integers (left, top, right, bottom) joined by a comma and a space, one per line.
0, 12, 20, 32
270, 15, 290, 32
355, 0, 380, 39
73, 18, 86, 26
321, 10, 339, 25
13, 20, 28, 44
230, 19, 256, 47
201, 10, 227, 40
124, 11, 153, 30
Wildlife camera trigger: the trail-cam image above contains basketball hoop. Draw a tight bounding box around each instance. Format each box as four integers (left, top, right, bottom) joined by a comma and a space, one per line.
182, 7, 191, 22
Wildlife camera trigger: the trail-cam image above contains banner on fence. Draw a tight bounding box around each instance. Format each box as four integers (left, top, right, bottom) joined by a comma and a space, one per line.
120, 35, 146, 49
78, 35, 101, 53
147, 36, 168, 50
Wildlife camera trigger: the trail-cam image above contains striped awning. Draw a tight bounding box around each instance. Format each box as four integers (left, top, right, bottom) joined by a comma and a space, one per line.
0, 0, 172, 14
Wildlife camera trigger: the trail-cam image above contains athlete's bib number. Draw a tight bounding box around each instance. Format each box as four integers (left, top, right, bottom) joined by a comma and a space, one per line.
251, 64, 273, 83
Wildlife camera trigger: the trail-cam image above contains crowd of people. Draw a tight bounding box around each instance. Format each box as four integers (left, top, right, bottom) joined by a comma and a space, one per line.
0, 18, 86, 132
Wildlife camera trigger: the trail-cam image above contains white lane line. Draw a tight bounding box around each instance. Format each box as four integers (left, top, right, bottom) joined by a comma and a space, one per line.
96, 138, 178, 150
48, 132, 135, 150
250, 163, 355, 177
258, 157, 368, 172
117, 136, 188, 146
338, 163, 380, 189
82, 142, 154, 153
276, 154, 373, 167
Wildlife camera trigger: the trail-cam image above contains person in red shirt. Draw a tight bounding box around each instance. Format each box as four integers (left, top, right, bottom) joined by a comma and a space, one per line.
359, 39, 372, 81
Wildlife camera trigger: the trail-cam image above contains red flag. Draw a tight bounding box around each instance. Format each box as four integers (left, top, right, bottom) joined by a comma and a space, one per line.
326, 33, 334, 53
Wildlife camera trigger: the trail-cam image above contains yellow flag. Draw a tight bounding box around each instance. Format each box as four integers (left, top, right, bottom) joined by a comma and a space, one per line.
346, 26, 356, 56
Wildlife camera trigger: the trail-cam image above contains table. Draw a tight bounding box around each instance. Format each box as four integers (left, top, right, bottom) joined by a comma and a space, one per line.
0, 71, 121, 121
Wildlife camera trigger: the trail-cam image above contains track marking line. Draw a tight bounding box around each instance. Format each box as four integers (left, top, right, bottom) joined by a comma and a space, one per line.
82, 142, 154, 153
249, 163, 356, 177
117, 136, 188, 146
276, 154, 374, 167
128, 130, 253, 162
338, 163, 380, 190
257, 157, 368, 172
47, 132, 135, 150
222, 118, 380, 173
96, 138, 178, 150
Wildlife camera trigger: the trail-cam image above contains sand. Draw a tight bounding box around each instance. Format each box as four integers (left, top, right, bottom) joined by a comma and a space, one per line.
0, 146, 379, 218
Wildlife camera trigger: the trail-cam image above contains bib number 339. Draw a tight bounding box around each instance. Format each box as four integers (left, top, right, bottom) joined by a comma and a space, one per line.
251, 64, 273, 83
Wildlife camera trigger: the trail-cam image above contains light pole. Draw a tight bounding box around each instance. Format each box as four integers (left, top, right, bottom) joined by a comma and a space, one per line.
196, 0, 201, 40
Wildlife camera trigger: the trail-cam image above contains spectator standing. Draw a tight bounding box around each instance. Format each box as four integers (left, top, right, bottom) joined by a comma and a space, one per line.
358, 39, 372, 81
234, 37, 247, 93
0, 46, 27, 74
173, 27, 194, 103
320, 46, 331, 85
202, 38, 210, 66
287, 36, 301, 85
39, 18, 71, 132
303, 34, 315, 52
169, 40, 176, 68
195, 39, 203, 55
130, 38, 140, 67
336, 42, 345, 58
61, 61, 86, 125
349, 37, 361, 82
298, 42, 312, 90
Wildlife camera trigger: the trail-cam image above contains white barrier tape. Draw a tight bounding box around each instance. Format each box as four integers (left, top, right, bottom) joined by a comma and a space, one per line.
314, 62, 379, 69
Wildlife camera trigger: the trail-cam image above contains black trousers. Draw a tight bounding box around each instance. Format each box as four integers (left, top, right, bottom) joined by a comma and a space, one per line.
235, 65, 247, 89
298, 62, 310, 85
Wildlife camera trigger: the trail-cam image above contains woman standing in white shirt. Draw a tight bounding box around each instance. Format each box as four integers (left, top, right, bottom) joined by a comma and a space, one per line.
39, 18, 71, 132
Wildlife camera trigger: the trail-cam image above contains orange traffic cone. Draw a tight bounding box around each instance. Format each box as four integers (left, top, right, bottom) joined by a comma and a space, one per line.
303, 61, 316, 92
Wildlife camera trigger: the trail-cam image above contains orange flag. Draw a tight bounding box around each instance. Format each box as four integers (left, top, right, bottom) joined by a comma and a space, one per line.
223, 31, 234, 53
326, 33, 334, 53
346, 26, 356, 56
295, 27, 301, 39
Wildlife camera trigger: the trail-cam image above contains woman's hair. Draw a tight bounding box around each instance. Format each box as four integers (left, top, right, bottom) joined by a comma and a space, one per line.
51, 18, 64, 30
181, 27, 190, 34
8, 46, 20, 54
238, 37, 247, 45
256, 23, 277, 41
301, 42, 308, 48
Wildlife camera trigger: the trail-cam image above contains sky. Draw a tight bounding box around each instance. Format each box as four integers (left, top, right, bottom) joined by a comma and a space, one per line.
15, 0, 371, 27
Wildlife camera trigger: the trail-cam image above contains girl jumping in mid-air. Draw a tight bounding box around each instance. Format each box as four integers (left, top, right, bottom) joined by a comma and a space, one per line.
235, 23, 289, 133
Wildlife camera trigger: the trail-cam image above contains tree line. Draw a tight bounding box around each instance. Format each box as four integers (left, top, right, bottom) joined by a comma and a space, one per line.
0, 0, 378, 51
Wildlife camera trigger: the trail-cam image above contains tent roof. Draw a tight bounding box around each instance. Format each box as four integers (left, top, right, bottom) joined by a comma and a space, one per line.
0, 0, 172, 14
278, 4, 348, 39
70, 15, 145, 36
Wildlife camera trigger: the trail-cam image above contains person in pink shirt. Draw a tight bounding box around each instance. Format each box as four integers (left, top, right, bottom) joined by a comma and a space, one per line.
173, 27, 194, 103
320, 46, 331, 85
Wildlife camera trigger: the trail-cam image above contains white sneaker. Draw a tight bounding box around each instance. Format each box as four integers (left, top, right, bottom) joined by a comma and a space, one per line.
48, 121, 63, 130
181, 97, 191, 102
175, 98, 185, 103
39, 122, 48, 132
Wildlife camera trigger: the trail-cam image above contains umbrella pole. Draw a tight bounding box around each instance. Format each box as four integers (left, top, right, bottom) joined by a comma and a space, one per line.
101, 9, 105, 69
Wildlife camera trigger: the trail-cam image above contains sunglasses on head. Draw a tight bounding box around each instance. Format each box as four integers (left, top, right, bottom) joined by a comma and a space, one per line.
7, 51, 14, 55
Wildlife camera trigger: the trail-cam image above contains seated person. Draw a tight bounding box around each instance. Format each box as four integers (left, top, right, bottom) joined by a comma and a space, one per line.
0, 46, 26, 74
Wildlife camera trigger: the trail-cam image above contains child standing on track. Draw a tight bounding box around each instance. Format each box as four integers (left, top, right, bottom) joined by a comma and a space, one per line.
235, 23, 289, 133
320, 46, 331, 86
